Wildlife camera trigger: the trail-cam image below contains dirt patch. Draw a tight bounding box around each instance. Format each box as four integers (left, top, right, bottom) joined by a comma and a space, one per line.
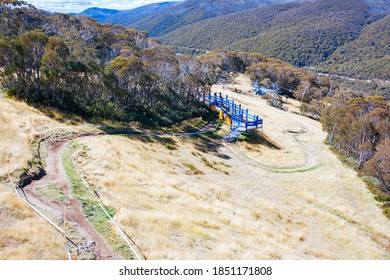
25, 135, 118, 260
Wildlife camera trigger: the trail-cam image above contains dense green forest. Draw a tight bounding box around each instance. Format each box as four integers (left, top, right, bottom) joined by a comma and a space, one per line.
320, 15, 390, 80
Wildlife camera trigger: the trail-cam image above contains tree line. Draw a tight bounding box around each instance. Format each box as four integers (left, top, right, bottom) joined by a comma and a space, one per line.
0, 1, 216, 125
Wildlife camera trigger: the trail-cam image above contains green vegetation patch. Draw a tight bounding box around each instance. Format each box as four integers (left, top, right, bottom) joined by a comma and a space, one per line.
62, 142, 135, 259
35, 184, 67, 202
200, 157, 230, 175
183, 163, 204, 175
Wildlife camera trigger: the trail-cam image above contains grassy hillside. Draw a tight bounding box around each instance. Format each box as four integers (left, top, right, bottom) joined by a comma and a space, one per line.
159, 0, 389, 79
0, 97, 67, 260
319, 15, 390, 80
66, 77, 390, 259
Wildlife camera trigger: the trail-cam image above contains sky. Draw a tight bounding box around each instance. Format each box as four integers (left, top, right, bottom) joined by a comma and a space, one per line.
24, 0, 181, 13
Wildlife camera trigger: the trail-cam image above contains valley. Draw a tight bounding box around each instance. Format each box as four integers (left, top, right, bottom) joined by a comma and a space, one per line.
76, 0, 390, 80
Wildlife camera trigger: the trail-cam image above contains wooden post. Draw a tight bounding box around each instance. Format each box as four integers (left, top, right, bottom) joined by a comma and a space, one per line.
246, 109, 249, 121
256, 116, 259, 128
111, 206, 121, 240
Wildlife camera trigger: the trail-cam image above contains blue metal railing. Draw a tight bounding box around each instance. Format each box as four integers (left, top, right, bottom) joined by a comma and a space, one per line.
199, 92, 263, 129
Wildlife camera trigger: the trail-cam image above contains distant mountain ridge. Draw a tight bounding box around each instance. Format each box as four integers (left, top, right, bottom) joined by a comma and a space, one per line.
75, 2, 176, 27
77, 7, 120, 22
124, 0, 306, 37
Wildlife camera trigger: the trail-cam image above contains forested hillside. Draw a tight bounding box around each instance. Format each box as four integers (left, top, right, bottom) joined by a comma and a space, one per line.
0, 0, 215, 125
125, 0, 302, 37
320, 15, 390, 80
72, 0, 389, 80
159, 0, 390, 79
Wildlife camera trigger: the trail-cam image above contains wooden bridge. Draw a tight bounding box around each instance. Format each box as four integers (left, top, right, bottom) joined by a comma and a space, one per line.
199, 92, 263, 142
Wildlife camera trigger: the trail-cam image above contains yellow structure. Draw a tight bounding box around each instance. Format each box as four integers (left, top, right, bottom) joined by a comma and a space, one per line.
219, 110, 224, 120
226, 116, 232, 126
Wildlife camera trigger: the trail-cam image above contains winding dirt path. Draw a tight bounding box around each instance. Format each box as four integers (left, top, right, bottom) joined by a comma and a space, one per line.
25, 136, 118, 260
20, 121, 219, 260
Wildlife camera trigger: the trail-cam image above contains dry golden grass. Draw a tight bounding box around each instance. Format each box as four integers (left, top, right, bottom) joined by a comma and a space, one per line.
0, 98, 61, 176
0, 97, 69, 259
70, 75, 390, 260
73, 136, 390, 259
0, 182, 66, 260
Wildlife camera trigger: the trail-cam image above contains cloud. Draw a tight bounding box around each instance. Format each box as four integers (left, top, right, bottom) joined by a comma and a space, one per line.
25, 0, 181, 13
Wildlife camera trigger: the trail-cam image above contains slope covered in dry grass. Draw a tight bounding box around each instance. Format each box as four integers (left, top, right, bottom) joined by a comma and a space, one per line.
0, 96, 67, 260
0, 182, 66, 259
70, 75, 390, 259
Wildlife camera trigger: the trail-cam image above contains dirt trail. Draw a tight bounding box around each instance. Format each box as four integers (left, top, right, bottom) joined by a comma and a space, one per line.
25, 137, 118, 260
